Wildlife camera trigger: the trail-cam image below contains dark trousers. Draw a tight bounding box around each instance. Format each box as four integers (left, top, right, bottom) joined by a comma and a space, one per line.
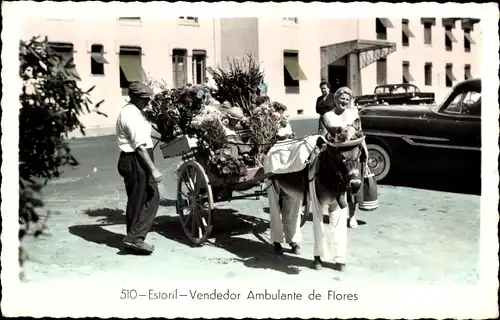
117, 148, 160, 242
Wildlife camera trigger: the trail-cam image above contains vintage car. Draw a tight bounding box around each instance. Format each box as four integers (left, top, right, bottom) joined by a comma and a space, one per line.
358, 78, 481, 182
354, 83, 436, 107
287, 79, 481, 183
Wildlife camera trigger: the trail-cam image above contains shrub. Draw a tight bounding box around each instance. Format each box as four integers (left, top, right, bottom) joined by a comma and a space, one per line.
18, 36, 105, 279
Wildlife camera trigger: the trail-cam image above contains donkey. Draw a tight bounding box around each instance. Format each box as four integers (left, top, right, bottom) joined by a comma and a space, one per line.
270, 132, 365, 271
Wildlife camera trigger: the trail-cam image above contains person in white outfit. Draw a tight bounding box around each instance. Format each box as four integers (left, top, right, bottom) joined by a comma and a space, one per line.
312, 86, 368, 270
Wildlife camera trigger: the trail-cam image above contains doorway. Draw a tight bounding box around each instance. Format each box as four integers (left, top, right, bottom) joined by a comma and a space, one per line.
328, 65, 348, 93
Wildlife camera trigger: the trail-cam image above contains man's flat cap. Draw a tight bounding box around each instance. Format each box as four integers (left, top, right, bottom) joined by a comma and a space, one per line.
128, 81, 154, 99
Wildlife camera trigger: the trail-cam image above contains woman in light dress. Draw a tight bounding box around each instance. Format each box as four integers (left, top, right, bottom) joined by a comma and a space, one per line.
310, 86, 369, 270
319, 86, 369, 230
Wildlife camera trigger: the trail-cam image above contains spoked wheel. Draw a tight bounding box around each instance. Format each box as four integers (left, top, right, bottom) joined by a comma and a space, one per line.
176, 161, 214, 245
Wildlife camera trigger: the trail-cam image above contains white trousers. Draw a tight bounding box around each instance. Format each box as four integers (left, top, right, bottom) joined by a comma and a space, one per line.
268, 182, 302, 244
308, 158, 348, 263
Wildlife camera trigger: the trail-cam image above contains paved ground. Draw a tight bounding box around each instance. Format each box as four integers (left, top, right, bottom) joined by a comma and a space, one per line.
21, 135, 481, 285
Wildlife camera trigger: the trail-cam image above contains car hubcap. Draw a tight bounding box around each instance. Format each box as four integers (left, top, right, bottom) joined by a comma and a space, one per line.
368, 151, 385, 176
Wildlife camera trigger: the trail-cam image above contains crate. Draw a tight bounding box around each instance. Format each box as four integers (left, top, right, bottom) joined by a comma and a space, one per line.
160, 135, 198, 158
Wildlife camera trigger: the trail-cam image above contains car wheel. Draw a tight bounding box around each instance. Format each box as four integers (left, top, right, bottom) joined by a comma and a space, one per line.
366, 143, 391, 182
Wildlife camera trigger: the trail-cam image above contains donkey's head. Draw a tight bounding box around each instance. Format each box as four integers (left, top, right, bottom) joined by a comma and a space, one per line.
317, 134, 364, 195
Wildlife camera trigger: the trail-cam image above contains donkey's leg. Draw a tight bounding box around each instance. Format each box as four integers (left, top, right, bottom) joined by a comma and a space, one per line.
268, 181, 285, 254
348, 202, 358, 229
281, 193, 302, 255
308, 177, 326, 270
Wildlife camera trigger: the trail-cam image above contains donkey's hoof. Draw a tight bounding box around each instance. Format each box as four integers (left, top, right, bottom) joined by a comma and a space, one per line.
348, 219, 358, 229
273, 242, 284, 255
289, 243, 301, 255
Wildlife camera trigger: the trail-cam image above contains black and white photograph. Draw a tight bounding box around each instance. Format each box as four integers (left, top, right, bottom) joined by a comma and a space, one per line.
1, 1, 498, 319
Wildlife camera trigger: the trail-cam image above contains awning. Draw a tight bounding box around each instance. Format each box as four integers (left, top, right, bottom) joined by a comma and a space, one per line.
192, 49, 206, 56
445, 30, 458, 43
403, 67, 415, 82
378, 18, 394, 28
119, 55, 146, 82
320, 39, 397, 72
420, 18, 436, 26
446, 67, 457, 81
91, 52, 108, 64
284, 56, 307, 81
465, 67, 473, 79
464, 33, 476, 44
402, 24, 415, 37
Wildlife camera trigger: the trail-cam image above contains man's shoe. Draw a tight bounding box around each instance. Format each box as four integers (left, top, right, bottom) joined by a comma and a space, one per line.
123, 239, 155, 255
289, 242, 301, 255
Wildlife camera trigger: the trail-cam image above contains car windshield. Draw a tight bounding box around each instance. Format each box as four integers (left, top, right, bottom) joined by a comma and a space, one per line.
435, 83, 481, 113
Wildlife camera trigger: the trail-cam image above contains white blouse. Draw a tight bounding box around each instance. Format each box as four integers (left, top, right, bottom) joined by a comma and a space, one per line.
319, 107, 361, 136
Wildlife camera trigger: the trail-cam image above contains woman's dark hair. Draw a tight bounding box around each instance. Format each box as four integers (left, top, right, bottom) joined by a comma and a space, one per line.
319, 81, 330, 89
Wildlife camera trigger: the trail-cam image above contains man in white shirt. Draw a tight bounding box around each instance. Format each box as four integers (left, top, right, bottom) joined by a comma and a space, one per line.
116, 81, 163, 255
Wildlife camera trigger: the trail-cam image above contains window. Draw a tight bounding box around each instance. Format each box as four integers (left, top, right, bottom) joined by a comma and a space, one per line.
402, 61, 414, 84
179, 16, 199, 23
192, 50, 206, 85
424, 62, 433, 86
283, 17, 299, 24
401, 19, 414, 46
464, 64, 472, 80
445, 63, 456, 87
90, 44, 107, 75
119, 46, 144, 93
444, 25, 457, 51
445, 89, 481, 116
47, 42, 80, 81
376, 58, 387, 85
463, 28, 474, 52
423, 22, 432, 44
283, 51, 307, 94
376, 18, 394, 40
172, 49, 187, 88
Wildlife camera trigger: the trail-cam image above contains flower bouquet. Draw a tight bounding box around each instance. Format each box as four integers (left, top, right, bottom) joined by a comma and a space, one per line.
207, 149, 248, 183
244, 102, 288, 165
143, 79, 210, 141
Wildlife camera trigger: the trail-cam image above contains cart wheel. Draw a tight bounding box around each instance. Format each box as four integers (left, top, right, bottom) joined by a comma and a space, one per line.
301, 202, 310, 227
176, 161, 214, 245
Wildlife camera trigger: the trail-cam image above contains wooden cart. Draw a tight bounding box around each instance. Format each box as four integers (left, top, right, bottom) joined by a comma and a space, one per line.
153, 134, 309, 245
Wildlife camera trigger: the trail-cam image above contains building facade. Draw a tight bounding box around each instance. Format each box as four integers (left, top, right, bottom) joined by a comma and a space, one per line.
21, 16, 481, 136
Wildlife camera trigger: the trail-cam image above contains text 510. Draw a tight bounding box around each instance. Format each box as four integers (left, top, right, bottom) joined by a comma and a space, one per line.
120, 289, 142, 299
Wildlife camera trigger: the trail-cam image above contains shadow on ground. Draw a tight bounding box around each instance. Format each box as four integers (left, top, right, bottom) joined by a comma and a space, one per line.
159, 198, 177, 207
152, 208, 267, 247
383, 172, 481, 196
68, 208, 126, 251
153, 208, 320, 275
263, 206, 367, 226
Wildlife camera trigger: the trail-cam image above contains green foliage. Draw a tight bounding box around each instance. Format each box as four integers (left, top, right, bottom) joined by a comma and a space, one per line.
18, 36, 105, 278
207, 54, 263, 116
